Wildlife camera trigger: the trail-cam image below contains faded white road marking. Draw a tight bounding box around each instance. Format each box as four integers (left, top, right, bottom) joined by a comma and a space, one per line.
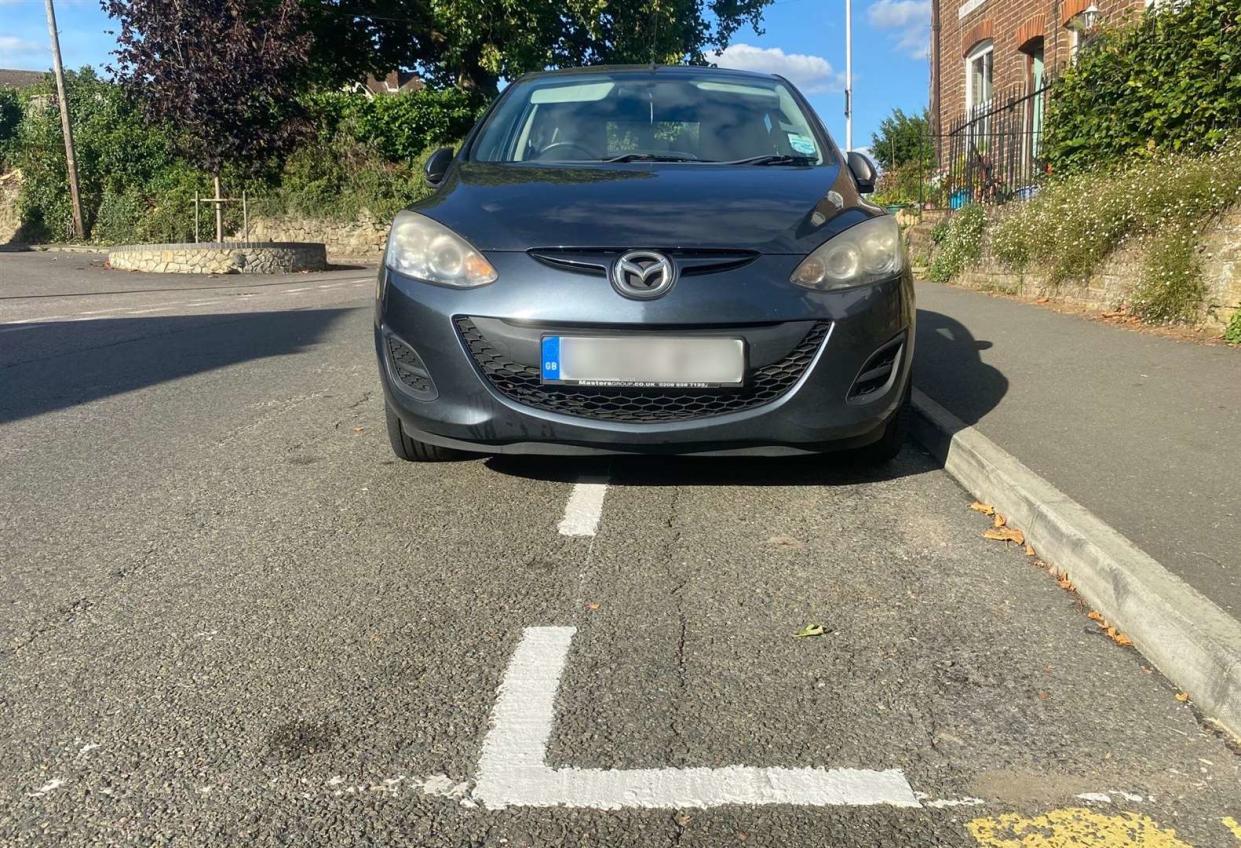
472, 626, 921, 810
29, 778, 65, 797
558, 482, 608, 537
282, 287, 310, 293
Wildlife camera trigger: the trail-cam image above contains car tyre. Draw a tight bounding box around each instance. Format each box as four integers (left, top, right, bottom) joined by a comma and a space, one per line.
854, 383, 911, 465
385, 404, 469, 462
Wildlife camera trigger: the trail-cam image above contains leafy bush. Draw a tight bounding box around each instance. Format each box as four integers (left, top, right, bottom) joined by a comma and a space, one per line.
303, 88, 483, 161
928, 203, 985, 283
1129, 223, 1206, 324
10, 69, 482, 242
873, 160, 937, 208
1225, 310, 1241, 345
262, 134, 440, 222
0, 87, 22, 169
13, 68, 202, 242
989, 140, 1241, 325
1043, 0, 1241, 172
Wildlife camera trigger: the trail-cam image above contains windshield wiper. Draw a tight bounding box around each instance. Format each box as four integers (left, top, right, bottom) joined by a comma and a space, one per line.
727, 154, 817, 166
601, 152, 705, 163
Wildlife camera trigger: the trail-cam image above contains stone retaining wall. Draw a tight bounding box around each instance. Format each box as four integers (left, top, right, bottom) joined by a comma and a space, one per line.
906, 206, 1241, 333
0, 171, 22, 245
235, 216, 388, 262
107, 242, 327, 274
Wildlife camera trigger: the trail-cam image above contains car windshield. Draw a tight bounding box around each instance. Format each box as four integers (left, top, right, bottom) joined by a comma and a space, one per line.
469, 71, 832, 165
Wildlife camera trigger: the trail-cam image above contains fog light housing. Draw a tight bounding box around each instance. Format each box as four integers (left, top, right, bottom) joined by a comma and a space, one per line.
384, 330, 438, 401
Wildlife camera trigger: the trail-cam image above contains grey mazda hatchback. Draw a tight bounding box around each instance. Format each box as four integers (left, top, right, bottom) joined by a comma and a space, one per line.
375, 65, 913, 462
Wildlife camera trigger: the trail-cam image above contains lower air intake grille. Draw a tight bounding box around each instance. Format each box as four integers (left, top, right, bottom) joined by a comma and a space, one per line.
456, 317, 830, 423
385, 332, 437, 400
848, 335, 904, 400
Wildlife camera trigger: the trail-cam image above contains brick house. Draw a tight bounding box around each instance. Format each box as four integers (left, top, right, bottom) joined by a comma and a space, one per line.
929, 0, 1148, 178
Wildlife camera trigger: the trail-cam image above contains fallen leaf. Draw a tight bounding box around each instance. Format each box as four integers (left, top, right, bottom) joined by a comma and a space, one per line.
1087, 611, 1105, 623
982, 527, 1025, 545
585, 602, 601, 611
993, 513, 1007, 528
1112, 632, 1133, 647
1038, 691, 1050, 701
353, 426, 365, 433
1056, 574, 1075, 591
969, 501, 995, 516
1024, 544, 1036, 557
795, 624, 825, 638
1175, 691, 1190, 702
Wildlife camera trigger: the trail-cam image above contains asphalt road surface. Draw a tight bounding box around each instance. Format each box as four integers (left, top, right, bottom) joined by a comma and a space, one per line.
1, 252, 1238, 847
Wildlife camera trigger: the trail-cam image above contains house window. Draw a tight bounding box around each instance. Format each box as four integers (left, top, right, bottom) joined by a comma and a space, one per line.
964, 40, 994, 152
1020, 37, 1046, 169
964, 41, 994, 114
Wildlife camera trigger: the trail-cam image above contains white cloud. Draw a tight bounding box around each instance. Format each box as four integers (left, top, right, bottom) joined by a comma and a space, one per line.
709, 44, 845, 94
867, 0, 931, 59
0, 35, 47, 68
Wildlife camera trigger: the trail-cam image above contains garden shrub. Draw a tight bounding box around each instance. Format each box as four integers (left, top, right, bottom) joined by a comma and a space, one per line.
10, 71, 481, 242
1129, 222, 1205, 324
1043, 0, 1241, 173
264, 134, 440, 222
13, 68, 202, 242
303, 87, 483, 161
928, 203, 985, 283
0, 87, 22, 169
1225, 310, 1241, 345
989, 140, 1241, 324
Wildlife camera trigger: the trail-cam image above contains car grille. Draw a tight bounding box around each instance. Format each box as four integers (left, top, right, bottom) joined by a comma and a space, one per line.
455, 317, 830, 423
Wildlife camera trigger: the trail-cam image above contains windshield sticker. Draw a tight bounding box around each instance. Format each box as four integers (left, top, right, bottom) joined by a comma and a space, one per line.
787, 133, 817, 155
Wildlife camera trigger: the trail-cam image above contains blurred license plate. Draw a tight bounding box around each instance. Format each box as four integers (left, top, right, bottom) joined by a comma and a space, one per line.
541, 336, 745, 387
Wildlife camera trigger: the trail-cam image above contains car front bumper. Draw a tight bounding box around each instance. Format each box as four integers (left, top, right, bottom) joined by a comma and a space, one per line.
375, 255, 914, 456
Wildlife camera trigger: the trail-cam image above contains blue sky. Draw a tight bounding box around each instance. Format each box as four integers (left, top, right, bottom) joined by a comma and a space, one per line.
0, 0, 930, 149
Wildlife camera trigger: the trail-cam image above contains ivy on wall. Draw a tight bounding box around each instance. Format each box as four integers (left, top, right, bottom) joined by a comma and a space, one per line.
1043, 0, 1241, 172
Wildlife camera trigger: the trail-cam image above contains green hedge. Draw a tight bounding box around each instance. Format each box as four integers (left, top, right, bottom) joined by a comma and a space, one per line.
0, 87, 22, 170
4, 69, 485, 243
1044, 0, 1241, 172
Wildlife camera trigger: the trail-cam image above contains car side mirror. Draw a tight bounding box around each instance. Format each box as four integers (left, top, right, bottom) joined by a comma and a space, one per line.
424, 147, 454, 188
847, 150, 878, 194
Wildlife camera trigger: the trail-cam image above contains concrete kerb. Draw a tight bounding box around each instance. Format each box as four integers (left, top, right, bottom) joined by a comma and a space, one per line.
910, 387, 1241, 740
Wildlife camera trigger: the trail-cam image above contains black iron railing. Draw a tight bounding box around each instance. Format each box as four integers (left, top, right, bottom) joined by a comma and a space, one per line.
941, 77, 1053, 208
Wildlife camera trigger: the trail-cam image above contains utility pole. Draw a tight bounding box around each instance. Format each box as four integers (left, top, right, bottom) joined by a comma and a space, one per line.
43, 0, 85, 239
843, 0, 853, 151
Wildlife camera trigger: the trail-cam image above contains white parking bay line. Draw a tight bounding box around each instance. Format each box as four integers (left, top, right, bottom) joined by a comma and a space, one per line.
558, 482, 608, 537
472, 627, 921, 810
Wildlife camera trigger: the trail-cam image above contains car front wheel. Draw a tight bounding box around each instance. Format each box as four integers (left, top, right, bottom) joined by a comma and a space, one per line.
853, 384, 911, 465
385, 404, 470, 462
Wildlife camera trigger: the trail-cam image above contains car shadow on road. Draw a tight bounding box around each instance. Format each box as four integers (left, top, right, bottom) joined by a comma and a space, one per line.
913, 308, 1008, 428
487, 449, 934, 487
0, 308, 355, 424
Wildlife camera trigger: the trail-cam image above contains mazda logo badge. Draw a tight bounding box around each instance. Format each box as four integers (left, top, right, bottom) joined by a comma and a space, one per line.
611, 250, 677, 300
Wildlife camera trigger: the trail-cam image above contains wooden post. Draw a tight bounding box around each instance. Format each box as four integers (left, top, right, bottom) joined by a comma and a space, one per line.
213, 175, 224, 242
43, 0, 85, 239
193, 192, 199, 243
242, 190, 248, 241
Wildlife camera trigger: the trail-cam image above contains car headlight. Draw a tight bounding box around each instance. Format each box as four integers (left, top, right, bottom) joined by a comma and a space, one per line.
790, 216, 903, 290
384, 210, 497, 287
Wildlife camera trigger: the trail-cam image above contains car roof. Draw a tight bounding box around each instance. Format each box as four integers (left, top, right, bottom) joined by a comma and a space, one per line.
515, 64, 786, 85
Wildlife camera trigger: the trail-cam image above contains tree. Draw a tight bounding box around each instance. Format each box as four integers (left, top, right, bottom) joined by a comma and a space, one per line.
870, 107, 933, 171
103, 0, 313, 239
302, 0, 773, 96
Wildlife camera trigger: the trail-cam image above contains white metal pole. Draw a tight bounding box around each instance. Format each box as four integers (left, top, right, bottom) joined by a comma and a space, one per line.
845, 0, 853, 151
